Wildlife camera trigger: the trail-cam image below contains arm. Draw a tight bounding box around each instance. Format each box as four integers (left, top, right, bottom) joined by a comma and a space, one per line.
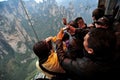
56, 28, 71, 64
56, 40, 83, 74
56, 28, 84, 76
45, 36, 53, 42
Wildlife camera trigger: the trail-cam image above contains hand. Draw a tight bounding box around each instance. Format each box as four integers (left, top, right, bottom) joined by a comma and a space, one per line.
45, 36, 53, 42
51, 36, 57, 42
88, 23, 94, 28
62, 26, 69, 31
56, 28, 64, 40
62, 18, 67, 25
67, 25, 76, 35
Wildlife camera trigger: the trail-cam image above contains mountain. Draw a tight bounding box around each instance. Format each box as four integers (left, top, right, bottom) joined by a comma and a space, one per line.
0, 0, 98, 80
0, 0, 36, 80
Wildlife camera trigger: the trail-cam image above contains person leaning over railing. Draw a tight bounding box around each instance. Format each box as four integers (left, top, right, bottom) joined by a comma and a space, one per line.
33, 36, 69, 80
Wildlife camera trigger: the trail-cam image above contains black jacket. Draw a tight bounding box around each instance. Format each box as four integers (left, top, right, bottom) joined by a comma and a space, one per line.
56, 40, 120, 80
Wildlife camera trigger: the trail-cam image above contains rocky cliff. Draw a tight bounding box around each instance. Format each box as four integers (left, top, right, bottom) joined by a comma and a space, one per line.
0, 0, 97, 80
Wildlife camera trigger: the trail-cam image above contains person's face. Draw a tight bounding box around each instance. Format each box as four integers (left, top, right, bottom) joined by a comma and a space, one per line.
77, 19, 83, 23
83, 34, 93, 54
77, 19, 84, 26
77, 19, 86, 28
83, 34, 89, 52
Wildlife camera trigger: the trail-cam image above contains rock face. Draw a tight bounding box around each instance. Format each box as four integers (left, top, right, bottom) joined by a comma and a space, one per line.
0, 1, 36, 80
0, 0, 98, 80
0, 0, 33, 55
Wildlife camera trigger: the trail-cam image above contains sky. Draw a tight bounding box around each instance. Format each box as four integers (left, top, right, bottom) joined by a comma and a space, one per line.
0, 0, 61, 3
0, 0, 36, 2
34, 0, 43, 3
34, 0, 61, 3
0, 0, 7, 1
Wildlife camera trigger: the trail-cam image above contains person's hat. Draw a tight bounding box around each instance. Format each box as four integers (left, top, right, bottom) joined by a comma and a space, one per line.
95, 17, 109, 25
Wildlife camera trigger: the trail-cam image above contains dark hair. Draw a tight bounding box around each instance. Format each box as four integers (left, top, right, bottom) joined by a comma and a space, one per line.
68, 20, 76, 27
74, 17, 84, 28
74, 17, 83, 22
95, 16, 110, 27
92, 8, 105, 20
33, 41, 51, 60
88, 28, 116, 59
67, 37, 84, 59
62, 32, 69, 41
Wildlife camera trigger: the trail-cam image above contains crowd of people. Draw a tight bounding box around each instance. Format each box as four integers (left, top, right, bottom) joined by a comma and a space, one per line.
33, 7, 120, 80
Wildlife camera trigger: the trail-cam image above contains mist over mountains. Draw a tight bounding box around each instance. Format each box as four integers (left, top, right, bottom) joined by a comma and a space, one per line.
0, 0, 98, 80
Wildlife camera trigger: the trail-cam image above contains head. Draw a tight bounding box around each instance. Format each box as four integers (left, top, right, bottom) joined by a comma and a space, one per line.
83, 28, 116, 60
92, 8, 105, 21
68, 20, 76, 28
33, 40, 52, 63
74, 17, 85, 28
62, 32, 70, 41
67, 37, 84, 59
94, 16, 110, 29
